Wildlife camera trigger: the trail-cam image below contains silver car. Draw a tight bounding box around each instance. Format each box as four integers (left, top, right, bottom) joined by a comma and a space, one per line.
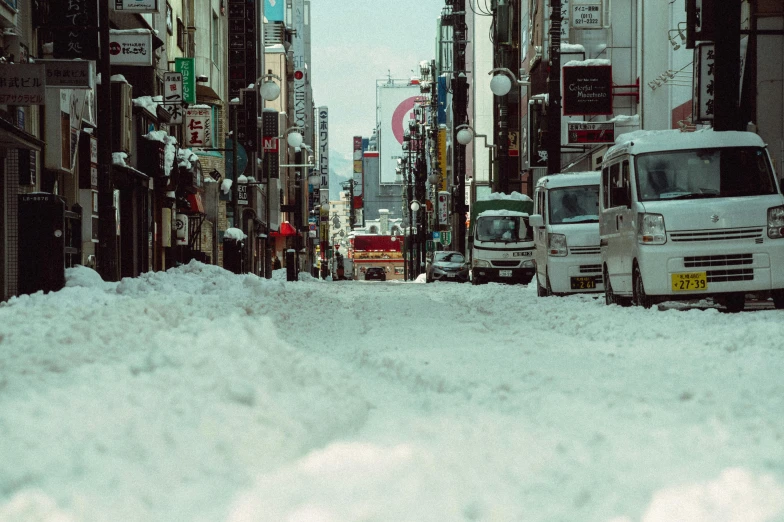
426, 251, 469, 283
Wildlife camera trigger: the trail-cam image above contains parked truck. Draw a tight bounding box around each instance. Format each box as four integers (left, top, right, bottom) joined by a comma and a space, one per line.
469, 192, 535, 285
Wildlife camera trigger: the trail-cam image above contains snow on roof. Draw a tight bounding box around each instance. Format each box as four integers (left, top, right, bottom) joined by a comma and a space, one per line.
562, 58, 612, 68
478, 191, 533, 202
110, 74, 129, 83
133, 96, 163, 115
225, 227, 247, 241
109, 28, 156, 35
143, 131, 178, 176
608, 129, 766, 157
177, 149, 199, 168
221, 178, 233, 194
112, 152, 128, 167
477, 209, 528, 218
537, 171, 600, 189
561, 43, 586, 53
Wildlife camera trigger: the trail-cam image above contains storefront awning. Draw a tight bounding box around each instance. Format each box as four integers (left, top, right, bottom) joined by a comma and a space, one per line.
184, 193, 205, 215
270, 221, 297, 237
0, 118, 45, 151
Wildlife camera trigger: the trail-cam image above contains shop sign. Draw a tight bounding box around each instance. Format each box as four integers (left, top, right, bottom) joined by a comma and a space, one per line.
113, 0, 159, 13
237, 182, 248, 205
567, 122, 615, 144
162, 72, 184, 124
52, 0, 98, 60
109, 32, 153, 66
571, 3, 602, 29
562, 65, 613, 116
175, 213, 189, 245
184, 107, 212, 148
39, 60, 95, 89
0, 64, 45, 105
175, 57, 196, 104
438, 191, 449, 225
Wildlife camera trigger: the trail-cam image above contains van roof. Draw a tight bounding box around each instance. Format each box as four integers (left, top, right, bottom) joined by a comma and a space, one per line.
604, 129, 766, 162
536, 171, 600, 189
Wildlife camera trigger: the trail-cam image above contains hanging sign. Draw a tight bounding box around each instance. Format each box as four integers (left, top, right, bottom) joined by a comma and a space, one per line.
38, 60, 95, 89
175, 57, 196, 104
567, 122, 615, 144
109, 32, 154, 66
162, 72, 184, 124
113, 0, 159, 13
562, 64, 613, 116
693, 42, 714, 123
184, 107, 212, 148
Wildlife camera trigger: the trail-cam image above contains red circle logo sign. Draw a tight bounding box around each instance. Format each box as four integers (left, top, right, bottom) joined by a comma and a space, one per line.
391, 96, 421, 144
109, 42, 122, 55
294, 70, 304, 80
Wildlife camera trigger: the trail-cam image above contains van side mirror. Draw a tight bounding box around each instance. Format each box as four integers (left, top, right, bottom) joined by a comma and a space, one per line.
611, 186, 631, 208
529, 214, 544, 228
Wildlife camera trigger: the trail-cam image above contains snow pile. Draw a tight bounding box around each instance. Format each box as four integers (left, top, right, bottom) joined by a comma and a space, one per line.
478, 191, 533, 202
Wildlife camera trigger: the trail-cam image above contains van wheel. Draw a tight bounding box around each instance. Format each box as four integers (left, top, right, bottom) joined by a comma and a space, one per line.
633, 264, 653, 309
722, 293, 746, 313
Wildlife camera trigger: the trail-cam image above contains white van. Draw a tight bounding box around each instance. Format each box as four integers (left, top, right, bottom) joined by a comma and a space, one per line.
599, 129, 784, 312
529, 172, 603, 296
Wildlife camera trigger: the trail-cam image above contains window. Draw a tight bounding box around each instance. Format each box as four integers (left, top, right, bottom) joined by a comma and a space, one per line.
166, 3, 173, 34
177, 17, 185, 50
211, 11, 220, 67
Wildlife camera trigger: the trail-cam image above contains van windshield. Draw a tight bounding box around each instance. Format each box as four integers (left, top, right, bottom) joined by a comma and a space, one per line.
476, 216, 532, 242
549, 186, 600, 224
636, 147, 777, 201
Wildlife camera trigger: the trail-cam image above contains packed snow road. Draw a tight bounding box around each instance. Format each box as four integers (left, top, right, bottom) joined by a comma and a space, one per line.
1, 262, 784, 522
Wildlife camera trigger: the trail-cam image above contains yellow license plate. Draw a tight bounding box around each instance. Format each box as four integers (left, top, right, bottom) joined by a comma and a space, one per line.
570, 276, 597, 290
671, 272, 708, 292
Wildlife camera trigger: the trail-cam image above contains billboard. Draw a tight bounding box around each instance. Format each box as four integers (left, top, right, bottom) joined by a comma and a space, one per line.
318, 107, 329, 207
377, 84, 426, 184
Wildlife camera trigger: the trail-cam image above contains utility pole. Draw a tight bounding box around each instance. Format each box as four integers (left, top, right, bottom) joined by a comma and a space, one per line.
453, 0, 469, 255
547, 0, 562, 175
495, 0, 510, 193
97, 0, 117, 281
713, 0, 742, 131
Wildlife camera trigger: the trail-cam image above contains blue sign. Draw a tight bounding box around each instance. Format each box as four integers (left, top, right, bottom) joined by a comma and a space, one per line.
432, 231, 441, 241
224, 139, 248, 180
264, 0, 284, 21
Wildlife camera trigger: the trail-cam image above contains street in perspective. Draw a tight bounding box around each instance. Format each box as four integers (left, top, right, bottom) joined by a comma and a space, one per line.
1, 0, 784, 520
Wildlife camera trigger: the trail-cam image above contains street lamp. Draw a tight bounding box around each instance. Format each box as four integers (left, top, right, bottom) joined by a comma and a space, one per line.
258, 71, 282, 102
488, 67, 531, 96
455, 123, 498, 191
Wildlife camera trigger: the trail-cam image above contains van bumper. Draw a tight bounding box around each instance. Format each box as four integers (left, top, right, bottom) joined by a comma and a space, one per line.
473, 267, 535, 284
546, 255, 605, 294
637, 242, 784, 296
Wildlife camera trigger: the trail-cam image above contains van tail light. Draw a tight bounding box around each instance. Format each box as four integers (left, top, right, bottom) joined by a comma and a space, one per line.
768, 206, 784, 238
637, 213, 667, 245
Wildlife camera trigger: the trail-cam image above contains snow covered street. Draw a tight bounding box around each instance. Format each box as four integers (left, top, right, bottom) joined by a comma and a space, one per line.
2, 262, 784, 521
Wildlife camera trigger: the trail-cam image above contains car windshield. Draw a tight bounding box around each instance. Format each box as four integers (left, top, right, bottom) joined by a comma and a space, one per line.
635, 147, 777, 201
548, 186, 600, 224
435, 252, 465, 264
476, 216, 532, 242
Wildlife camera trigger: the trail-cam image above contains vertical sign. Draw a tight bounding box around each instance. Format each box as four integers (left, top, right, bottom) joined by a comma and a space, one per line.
184, 107, 212, 148
292, 0, 307, 129
318, 107, 329, 207
228, 0, 257, 99
352, 136, 363, 209
694, 42, 715, 123
175, 57, 195, 104
52, 0, 99, 60
162, 71, 183, 124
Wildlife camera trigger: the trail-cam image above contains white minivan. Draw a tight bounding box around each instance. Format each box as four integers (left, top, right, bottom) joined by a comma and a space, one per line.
599, 129, 784, 312
529, 172, 603, 296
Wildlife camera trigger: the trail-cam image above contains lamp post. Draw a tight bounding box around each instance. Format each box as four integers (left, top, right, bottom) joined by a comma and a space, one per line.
410, 199, 420, 279
455, 123, 498, 192
487, 68, 534, 186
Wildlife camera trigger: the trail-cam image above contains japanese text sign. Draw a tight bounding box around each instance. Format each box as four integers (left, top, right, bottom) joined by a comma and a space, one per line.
0, 64, 46, 105
109, 32, 153, 66
175, 58, 196, 104
163, 72, 184, 124
52, 0, 99, 60
184, 108, 212, 148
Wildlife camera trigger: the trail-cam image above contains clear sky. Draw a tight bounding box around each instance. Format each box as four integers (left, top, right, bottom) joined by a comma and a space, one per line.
310, 1, 444, 168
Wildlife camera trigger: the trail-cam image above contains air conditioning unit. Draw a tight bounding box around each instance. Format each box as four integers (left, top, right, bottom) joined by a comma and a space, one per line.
111, 81, 133, 154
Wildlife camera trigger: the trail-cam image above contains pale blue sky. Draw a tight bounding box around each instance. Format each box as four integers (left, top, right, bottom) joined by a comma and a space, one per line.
310, 1, 444, 169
